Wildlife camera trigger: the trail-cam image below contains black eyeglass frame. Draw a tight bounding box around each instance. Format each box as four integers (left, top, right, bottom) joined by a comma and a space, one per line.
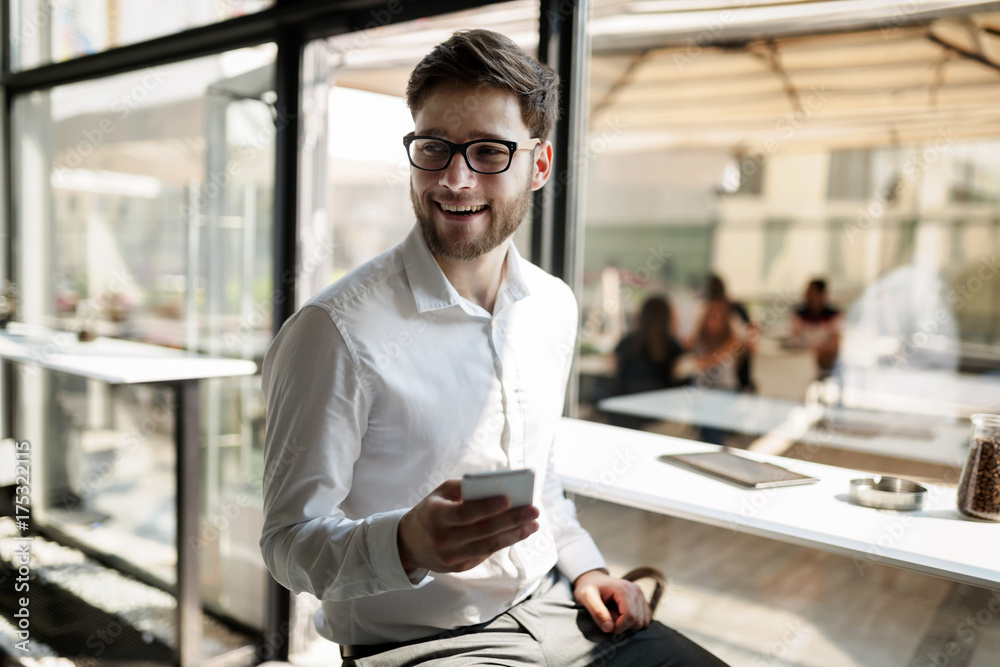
403, 134, 541, 174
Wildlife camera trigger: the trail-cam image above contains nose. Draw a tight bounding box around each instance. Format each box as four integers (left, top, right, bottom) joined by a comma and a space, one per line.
438, 151, 477, 190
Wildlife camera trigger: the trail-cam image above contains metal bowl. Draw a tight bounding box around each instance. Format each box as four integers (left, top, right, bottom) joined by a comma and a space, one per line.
849, 476, 927, 511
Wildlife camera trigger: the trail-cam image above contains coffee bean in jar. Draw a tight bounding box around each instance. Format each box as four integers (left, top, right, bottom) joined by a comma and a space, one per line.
957, 414, 1000, 521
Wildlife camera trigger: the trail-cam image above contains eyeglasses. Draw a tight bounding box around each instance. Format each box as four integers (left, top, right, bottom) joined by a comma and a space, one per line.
403, 135, 541, 175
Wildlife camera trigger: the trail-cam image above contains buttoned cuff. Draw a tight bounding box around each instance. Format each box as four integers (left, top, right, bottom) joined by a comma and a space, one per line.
556, 533, 608, 584
367, 509, 432, 591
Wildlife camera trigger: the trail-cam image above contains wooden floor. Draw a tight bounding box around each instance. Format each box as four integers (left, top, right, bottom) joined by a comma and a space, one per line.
287, 488, 1000, 667
575, 495, 1000, 667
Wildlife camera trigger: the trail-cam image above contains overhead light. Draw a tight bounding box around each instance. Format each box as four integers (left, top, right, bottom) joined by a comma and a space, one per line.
52, 169, 162, 198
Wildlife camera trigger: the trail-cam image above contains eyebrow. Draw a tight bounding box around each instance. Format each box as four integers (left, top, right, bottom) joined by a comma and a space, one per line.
417, 128, 513, 143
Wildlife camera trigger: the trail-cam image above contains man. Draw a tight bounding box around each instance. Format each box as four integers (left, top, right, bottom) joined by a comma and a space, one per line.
260, 29, 727, 666
791, 278, 840, 377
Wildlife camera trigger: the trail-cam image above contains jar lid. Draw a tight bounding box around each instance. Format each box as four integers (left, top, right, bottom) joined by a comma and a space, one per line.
971, 413, 1000, 427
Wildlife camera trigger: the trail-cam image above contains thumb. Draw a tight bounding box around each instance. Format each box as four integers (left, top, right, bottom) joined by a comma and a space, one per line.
577, 585, 614, 633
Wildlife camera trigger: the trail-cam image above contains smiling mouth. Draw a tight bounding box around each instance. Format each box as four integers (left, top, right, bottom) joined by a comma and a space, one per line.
437, 202, 488, 216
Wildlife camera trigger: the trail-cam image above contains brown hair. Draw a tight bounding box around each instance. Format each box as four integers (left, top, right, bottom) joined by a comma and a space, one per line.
695, 298, 734, 353
633, 296, 673, 364
406, 29, 560, 142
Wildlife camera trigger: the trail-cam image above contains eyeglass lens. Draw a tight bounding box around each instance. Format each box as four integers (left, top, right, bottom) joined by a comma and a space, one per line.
409, 138, 512, 174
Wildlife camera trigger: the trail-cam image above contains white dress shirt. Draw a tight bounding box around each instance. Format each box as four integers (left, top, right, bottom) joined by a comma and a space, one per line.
259, 225, 606, 646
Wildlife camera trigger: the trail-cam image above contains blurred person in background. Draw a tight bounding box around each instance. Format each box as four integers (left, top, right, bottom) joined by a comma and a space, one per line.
690, 298, 744, 392
694, 273, 756, 392
791, 278, 841, 379
614, 295, 686, 396
609, 295, 687, 431
689, 297, 748, 445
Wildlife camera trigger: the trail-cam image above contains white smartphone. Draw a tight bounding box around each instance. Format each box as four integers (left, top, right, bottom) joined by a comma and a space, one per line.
461, 468, 535, 508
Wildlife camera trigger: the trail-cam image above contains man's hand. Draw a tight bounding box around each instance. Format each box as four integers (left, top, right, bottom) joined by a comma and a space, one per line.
573, 569, 652, 634
397, 479, 539, 574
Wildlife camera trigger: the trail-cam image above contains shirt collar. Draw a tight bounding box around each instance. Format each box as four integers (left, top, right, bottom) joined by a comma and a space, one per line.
400, 224, 530, 316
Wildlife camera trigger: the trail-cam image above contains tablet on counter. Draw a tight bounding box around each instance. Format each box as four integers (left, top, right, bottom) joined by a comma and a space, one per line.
657, 451, 820, 489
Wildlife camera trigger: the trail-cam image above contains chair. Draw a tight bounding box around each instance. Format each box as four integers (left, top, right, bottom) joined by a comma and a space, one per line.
622, 566, 667, 614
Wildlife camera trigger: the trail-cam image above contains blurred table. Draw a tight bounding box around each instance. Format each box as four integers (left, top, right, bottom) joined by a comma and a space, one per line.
598, 386, 970, 467
828, 366, 1000, 419
555, 418, 999, 589
0, 323, 257, 667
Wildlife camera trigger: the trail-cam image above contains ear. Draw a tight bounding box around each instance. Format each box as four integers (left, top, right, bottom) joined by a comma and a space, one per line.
531, 140, 554, 191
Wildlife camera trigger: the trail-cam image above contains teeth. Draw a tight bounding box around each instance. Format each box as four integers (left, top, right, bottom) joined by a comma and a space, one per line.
440, 204, 486, 213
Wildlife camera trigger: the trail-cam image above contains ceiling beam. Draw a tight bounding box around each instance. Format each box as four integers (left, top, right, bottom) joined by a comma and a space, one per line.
748, 40, 802, 113
590, 48, 653, 118
927, 29, 1000, 74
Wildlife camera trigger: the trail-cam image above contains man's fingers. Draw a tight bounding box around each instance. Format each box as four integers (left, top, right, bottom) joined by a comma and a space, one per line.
436, 516, 539, 572
450, 504, 538, 542
466, 518, 538, 556
578, 586, 614, 633
611, 586, 651, 632
403, 481, 540, 574
452, 494, 512, 524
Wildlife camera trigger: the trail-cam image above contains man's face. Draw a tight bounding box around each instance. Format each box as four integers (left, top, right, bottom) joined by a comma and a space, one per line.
806, 285, 824, 309
409, 81, 551, 261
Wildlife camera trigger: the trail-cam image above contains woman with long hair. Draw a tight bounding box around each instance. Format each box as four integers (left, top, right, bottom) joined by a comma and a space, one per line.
691, 297, 742, 391
614, 295, 685, 396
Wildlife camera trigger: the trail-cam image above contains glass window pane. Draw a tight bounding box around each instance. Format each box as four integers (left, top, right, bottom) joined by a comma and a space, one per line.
11, 0, 273, 71
296, 0, 539, 309
12, 43, 276, 637
580, 1, 1000, 454
578, 2, 1000, 663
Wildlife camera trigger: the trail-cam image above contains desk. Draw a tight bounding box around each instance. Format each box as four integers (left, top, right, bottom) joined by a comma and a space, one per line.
830, 366, 1000, 419
598, 387, 971, 467
554, 418, 999, 589
0, 324, 257, 667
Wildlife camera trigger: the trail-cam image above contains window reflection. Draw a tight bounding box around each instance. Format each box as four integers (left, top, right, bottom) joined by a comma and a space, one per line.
579, 11, 1000, 657
12, 44, 276, 634
11, 0, 273, 70
579, 4, 1000, 489
296, 1, 539, 307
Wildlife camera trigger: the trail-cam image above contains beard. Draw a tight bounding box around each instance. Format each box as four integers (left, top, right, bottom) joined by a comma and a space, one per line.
412, 171, 534, 261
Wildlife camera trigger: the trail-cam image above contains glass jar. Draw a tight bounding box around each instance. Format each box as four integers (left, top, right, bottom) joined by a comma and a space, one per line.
957, 413, 1000, 521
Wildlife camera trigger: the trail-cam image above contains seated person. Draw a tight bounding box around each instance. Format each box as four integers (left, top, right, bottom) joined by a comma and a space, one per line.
791, 278, 841, 377
690, 297, 746, 391
704, 273, 756, 392
614, 295, 685, 396
259, 29, 728, 667
689, 298, 746, 445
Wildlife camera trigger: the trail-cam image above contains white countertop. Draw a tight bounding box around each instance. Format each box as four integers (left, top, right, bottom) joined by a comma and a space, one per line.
0, 323, 257, 384
554, 418, 999, 589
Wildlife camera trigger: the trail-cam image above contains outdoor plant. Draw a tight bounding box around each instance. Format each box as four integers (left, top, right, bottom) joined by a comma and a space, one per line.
0, 280, 18, 327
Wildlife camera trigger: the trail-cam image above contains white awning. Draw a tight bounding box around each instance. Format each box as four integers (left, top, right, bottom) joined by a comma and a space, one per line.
325, 0, 1000, 152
